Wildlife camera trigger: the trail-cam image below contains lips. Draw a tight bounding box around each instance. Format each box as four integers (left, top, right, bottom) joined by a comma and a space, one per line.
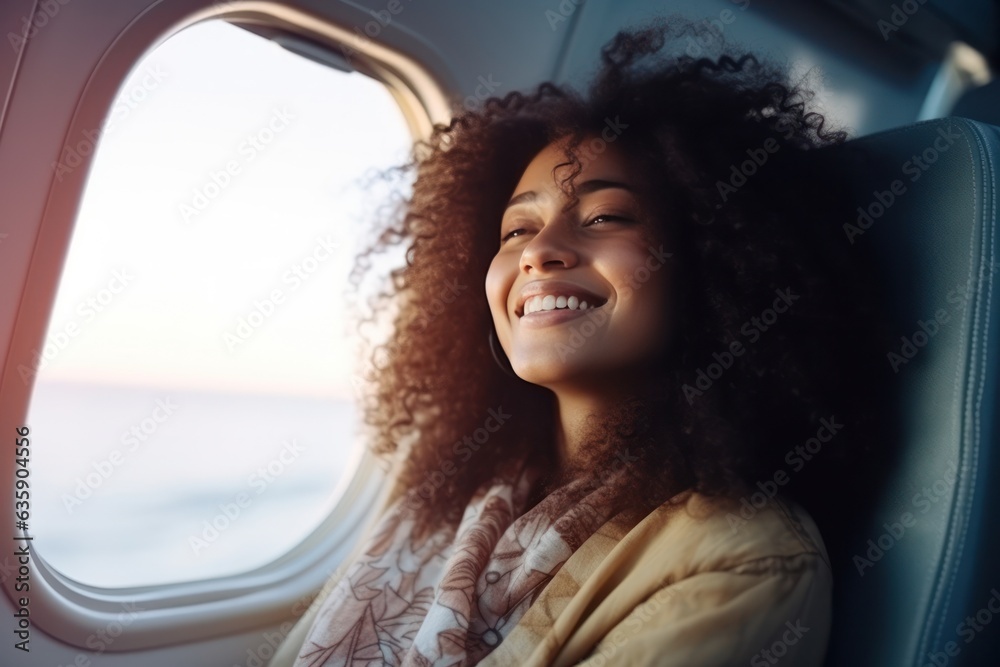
514, 280, 607, 318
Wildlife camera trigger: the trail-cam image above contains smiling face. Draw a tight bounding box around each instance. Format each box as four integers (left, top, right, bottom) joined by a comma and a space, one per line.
485, 137, 673, 392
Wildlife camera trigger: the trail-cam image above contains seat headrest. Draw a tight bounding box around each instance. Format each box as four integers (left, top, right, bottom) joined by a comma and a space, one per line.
818, 117, 1000, 667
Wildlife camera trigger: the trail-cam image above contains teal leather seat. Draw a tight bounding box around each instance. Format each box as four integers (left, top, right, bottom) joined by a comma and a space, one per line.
821, 117, 1000, 666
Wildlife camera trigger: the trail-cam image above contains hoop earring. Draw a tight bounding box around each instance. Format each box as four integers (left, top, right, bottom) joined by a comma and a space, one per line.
488, 326, 519, 379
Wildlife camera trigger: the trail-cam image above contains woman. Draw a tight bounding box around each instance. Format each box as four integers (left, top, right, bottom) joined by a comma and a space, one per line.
272, 17, 893, 667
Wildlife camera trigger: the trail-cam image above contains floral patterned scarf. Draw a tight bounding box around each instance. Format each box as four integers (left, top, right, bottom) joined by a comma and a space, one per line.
293, 461, 622, 666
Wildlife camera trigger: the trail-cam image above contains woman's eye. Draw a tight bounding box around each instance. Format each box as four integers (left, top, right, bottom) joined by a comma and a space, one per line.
500, 215, 631, 245
500, 228, 527, 244
584, 214, 629, 226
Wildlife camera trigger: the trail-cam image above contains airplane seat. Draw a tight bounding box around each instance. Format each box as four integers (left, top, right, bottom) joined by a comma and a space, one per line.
816, 117, 1000, 667
951, 80, 1000, 127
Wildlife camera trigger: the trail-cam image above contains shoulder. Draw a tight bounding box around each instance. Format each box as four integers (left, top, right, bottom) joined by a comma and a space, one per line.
634, 489, 831, 578
563, 493, 833, 665
584, 489, 833, 646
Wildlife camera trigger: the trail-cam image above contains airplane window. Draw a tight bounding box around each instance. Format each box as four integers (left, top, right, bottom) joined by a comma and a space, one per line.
24, 20, 411, 587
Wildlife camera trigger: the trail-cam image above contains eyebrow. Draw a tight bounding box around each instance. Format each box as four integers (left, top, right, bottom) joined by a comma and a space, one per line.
504, 179, 636, 210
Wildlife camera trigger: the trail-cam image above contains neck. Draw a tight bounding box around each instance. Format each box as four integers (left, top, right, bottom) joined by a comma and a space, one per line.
550, 372, 656, 470
553, 389, 603, 469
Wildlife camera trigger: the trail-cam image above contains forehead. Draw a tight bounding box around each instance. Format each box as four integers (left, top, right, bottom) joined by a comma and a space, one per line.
510, 136, 638, 199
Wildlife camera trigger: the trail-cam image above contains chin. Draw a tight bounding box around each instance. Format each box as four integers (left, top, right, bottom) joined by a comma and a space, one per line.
511, 357, 605, 387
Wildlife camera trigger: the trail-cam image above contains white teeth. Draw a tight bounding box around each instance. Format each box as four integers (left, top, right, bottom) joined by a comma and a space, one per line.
522, 294, 601, 315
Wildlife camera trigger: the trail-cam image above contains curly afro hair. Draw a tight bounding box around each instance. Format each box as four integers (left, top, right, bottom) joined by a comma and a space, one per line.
345, 16, 897, 549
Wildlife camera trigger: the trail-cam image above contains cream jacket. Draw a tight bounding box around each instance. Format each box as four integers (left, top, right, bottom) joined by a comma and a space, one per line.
268, 491, 831, 666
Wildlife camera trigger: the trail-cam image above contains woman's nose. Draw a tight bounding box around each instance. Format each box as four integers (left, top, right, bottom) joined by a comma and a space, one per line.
518, 219, 579, 272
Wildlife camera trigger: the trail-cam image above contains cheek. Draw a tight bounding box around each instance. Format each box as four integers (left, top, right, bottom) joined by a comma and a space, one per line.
618, 255, 672, 338
484, 256, 513, 321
